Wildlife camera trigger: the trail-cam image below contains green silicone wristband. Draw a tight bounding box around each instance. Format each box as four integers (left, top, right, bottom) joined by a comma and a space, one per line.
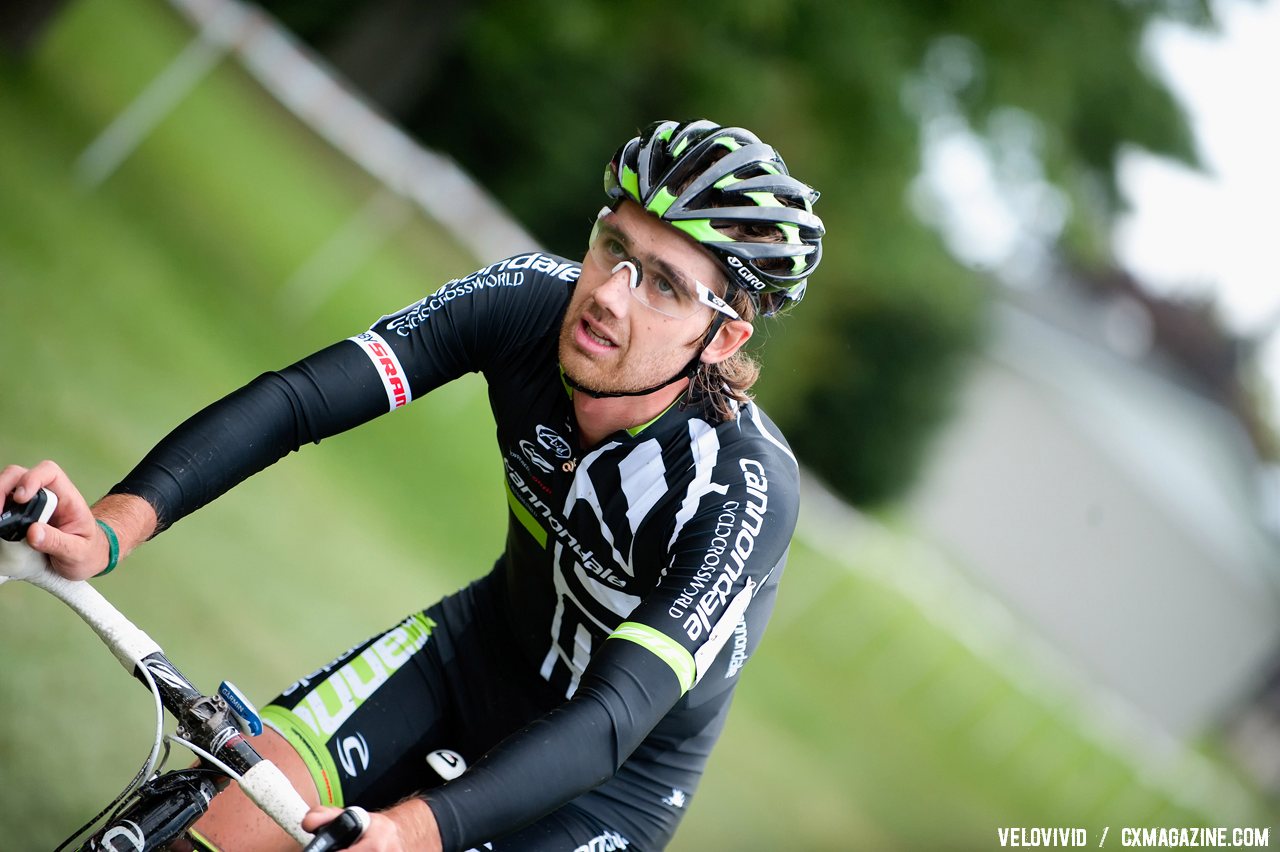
95, 519, 119, 577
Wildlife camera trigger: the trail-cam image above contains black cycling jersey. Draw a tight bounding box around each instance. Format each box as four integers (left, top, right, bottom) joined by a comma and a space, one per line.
111, 252, 800, 850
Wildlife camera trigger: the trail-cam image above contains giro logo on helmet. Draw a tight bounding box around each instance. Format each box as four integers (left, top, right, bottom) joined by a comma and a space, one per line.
726, 256, 766, 292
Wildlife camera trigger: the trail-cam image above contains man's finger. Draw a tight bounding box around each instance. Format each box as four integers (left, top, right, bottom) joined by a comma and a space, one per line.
28, 522, 68, 554
301, 806, 344, 832
17, 460, 66, 499
20, 461, 81, 512
10, 463, 93, 536
0, 465, 30, 500
28, 521, 98, 570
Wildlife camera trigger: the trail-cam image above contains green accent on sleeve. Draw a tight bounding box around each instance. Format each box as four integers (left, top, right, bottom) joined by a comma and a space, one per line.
646, 186, 678, 217
671, 219, 732, 243
259, 704, 345, 807
621, 164, 641, 200
610, 622, 696, 694
507, 482, 548, 547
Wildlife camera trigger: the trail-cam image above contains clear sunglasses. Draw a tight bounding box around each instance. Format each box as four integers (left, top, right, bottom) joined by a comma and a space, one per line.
587, 207, 740, 322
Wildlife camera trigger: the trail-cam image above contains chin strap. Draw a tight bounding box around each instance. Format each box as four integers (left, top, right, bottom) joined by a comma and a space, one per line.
563, 353, 699, 399
564, 315, 726, 400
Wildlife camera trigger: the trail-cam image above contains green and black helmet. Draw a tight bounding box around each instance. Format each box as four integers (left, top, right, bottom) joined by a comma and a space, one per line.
605, 119, 824, 315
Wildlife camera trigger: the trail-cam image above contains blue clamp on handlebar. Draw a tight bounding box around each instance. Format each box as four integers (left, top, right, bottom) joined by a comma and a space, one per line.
218, 681, 264, 736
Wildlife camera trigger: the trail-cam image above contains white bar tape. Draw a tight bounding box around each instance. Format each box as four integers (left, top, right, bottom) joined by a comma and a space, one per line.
0, 539, 162, 670
239, 760, 314, 845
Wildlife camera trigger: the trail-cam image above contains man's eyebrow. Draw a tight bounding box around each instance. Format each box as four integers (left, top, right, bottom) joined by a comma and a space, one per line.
649, 257, 697, 299
597, 218, 697, 298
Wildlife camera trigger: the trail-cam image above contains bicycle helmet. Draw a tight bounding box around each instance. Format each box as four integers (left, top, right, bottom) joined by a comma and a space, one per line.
604, 119, 824, 315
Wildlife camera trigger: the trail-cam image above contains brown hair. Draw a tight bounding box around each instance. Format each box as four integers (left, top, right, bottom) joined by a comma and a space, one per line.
689, 227, 791, 421
690, 285, 758, 420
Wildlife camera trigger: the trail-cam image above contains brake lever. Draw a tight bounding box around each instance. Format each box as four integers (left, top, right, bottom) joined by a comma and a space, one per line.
0, 489, 59, 585
0, 487, 57, 542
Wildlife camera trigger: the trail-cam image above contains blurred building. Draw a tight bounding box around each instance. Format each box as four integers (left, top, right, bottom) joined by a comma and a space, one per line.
906, 271, 1280, 766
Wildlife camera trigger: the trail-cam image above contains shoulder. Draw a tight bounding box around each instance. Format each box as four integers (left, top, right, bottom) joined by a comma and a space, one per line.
710, 402, 797, 483
719, 402, 798, 515
663, 401, 799, 531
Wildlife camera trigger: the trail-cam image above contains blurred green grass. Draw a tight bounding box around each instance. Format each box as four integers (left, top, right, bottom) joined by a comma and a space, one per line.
0, 1, 1274, 849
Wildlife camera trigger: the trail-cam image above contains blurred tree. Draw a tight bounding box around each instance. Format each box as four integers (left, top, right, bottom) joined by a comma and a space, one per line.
0, 0, 72, 54
256, 0, 1214, 505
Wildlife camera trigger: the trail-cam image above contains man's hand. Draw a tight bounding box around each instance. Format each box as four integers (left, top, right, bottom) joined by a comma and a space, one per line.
303, 799, 442, 852
2, 461, 104, 580
0, 461, 155, 580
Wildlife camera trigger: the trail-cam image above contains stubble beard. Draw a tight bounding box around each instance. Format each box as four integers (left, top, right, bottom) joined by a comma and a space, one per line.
557, 312, 692, 397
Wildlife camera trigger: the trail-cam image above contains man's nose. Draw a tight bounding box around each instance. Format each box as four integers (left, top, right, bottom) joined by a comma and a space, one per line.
594, 260, 636, 313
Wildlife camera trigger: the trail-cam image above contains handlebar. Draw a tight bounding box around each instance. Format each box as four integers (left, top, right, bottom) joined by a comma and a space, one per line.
0, 490, 316, 848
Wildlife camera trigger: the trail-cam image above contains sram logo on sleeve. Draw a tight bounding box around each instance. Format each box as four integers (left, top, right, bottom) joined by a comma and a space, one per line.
348, 331, 412, 410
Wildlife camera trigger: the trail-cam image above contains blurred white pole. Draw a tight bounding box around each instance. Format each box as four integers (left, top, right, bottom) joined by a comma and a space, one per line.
74, 3, 248, 187
278, 188, 411, 317
165, 0, 538, 264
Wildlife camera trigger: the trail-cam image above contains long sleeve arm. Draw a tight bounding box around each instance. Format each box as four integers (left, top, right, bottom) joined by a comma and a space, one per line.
109, 341, 386, 532
423, 638, 682, 852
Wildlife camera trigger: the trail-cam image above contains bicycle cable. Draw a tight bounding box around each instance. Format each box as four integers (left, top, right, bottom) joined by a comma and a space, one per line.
167, 733, 243, 781
52, 653, 168, 852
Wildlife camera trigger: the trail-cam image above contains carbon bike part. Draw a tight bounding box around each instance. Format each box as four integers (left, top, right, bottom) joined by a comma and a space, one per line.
301, 806, 370, 852
134, 652, 265, 779
0, 486, 57, 541
84, 769, 223, 852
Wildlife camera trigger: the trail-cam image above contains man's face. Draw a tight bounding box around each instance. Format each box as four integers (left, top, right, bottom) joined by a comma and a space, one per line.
560, 201, 731, 396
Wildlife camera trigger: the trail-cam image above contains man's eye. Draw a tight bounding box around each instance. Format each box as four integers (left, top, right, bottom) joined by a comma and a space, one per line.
652, 277, 681, 299
605, 238, 626, 258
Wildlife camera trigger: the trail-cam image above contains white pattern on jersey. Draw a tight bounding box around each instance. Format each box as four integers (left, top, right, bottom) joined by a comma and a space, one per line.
565, 441, 631, 578
619, 439, 667, 534
748, 402, 797, 466
665, 420, 728, 556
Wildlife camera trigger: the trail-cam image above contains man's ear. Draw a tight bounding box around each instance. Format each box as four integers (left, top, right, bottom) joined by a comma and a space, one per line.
700, 319, 753, 365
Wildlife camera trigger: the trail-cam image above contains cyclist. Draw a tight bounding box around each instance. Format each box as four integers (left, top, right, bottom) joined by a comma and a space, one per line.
2, 119, 823, 851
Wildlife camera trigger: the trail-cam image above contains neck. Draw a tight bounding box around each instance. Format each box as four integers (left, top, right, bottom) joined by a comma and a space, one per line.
573, 379, 689, 448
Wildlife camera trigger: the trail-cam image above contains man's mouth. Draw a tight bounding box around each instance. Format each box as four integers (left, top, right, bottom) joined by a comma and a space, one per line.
579, 317, 618, 349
